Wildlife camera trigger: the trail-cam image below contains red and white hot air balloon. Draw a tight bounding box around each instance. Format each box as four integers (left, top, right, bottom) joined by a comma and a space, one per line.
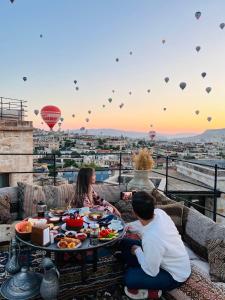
149, 130, 156, 141
40, 105, 61, 131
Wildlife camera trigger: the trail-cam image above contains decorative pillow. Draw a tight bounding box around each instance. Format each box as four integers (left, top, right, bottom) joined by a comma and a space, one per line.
157, 203, 184, 234
17, 182, 46, 218
207, 239, 225, 282
0, 194, 11, 224
0, 187, 18, 221
43, 184, 75, 209
151, 189, 173, 205
183, 208, 215, 260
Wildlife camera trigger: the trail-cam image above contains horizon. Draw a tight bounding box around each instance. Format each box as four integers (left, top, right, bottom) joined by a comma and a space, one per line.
1, 1, 225, 134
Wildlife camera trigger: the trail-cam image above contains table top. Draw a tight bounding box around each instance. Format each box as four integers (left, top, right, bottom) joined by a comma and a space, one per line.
16, 215, 126, 253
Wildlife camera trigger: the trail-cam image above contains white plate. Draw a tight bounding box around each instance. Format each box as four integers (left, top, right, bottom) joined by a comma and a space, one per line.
108, 224, 124, 231
57, 241, 82, 249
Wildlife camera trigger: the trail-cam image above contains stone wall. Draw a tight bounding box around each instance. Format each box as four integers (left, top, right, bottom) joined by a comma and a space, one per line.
0, 120, 33, 186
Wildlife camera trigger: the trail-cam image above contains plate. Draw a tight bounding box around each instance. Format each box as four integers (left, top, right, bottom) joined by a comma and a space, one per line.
98, 236, 118, 241
57, 241, 82, 249
108, 224, 124, 231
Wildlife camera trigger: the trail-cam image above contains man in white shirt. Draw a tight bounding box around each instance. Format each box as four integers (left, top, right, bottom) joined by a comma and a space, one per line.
119, 191, 191, 300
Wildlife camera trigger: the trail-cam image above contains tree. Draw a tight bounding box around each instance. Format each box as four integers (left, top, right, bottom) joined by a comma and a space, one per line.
63, 160, 78, 168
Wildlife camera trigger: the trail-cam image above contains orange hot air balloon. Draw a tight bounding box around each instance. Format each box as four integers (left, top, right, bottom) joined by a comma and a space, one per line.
40, 105, 61, 130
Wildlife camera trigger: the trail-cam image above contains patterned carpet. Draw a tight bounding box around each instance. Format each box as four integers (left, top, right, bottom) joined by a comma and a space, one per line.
0, 245, 131, 300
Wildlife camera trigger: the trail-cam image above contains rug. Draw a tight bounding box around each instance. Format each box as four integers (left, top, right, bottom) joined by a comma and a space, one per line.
0, 245, 130, 300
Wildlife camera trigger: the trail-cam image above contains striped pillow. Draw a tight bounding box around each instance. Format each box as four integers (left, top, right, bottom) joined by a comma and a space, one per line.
43, 184, 75, 209
17, 182, 46, 218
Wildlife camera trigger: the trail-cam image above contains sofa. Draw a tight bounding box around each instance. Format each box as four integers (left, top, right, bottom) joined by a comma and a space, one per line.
0, 183, 225, 300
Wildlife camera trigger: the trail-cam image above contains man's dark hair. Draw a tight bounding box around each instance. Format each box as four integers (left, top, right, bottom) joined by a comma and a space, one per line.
132, 191, 155, 220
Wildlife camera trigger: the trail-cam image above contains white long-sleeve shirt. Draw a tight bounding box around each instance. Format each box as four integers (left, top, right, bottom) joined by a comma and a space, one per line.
134, 208, 191, 282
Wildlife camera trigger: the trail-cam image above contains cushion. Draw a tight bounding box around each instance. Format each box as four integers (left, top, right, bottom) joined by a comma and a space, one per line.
207, 239, 225, 282
184, 244, 201, 261
191, 259, 210, 276
0, 194, 11, 224
157, 203, 184, 235
151, 189, 172, 205
183, 208, 215, 260
165, 264, 225, 300
0, 187, 19, 221
43, 183, 75, 209
17, 182, 46, 218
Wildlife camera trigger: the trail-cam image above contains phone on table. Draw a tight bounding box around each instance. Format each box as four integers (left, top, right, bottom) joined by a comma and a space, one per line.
120, 190, 136, 201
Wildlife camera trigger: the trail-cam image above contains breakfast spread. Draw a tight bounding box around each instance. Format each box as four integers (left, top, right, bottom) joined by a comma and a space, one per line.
15, 208, 123, 249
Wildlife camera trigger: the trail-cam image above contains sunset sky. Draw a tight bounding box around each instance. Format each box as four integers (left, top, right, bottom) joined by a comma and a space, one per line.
0, 0, 225, 135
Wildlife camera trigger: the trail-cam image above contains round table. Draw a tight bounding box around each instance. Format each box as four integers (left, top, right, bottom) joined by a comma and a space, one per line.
16, 216, 126, 283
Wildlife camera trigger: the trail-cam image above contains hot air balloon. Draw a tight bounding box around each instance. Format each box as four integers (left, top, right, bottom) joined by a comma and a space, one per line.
74, 80, 77, 84
201, 72, 206, 78
85, 118, 89, 122
40, 34, 43, 38
60, 117, 64, 122
195, 11, 201, 20
40, 105, 61, 131
41, 122, 44, 125
58, 122, 62, 127
88, 110, 91, 114
72, 114, 75, 118
164, 77, 169, 83
196, 46, 201, 52
179, 82, 186, 90
23, 77, 27, 81
112, 90, 115, 93
207, 117, 212, 122
129, 91, 132, 95
102, 104, 106, 108
150, 124, 153, 128
147, 89, 151, 93
119, 103, 124, 109
10, 0, 15, 3
129, 51, 133, 55
195, 110, 200, 115
80, 127, 85, 131
162, 39, 166, 44
220, 23, 225, 29
206, 87, 212, 94
116, 58, 119, 62
34, 109, 39, 116
76, 86, 79, 90
163, 107, 167, 111
108, 98, 112, 103
149, 130, 156, 140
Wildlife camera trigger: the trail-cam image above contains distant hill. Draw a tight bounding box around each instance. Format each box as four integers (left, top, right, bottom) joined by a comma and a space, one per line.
70, 128, 196, 140
176, 128, 225, 143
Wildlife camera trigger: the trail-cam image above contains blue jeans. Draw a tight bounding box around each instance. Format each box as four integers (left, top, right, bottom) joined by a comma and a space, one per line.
119, 238, 185, 291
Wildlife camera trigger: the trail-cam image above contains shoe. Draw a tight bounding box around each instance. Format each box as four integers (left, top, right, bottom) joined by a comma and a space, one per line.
124, 287, 162, 299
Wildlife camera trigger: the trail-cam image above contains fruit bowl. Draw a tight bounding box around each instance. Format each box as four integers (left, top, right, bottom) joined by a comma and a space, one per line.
15, 221, 32, 240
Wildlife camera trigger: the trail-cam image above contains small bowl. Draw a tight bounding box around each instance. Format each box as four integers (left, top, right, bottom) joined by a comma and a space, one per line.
76, 233, 87, 241
49, 217, 60, 224
65, 231, 77, 238
15, 221, 32, 241
54, 233, 65, 242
